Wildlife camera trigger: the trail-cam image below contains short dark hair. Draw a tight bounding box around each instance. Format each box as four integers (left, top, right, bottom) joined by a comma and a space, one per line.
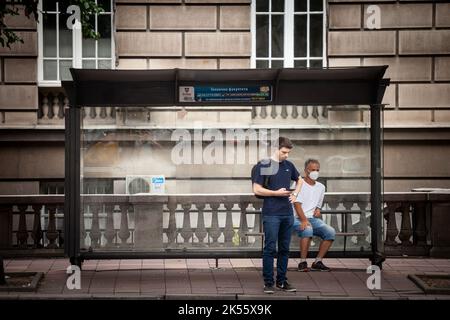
278, 136, 293, 150
304, 158, 320, 169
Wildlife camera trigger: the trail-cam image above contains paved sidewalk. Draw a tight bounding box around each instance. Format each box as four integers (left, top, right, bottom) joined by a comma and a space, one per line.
1, 257, 450, 300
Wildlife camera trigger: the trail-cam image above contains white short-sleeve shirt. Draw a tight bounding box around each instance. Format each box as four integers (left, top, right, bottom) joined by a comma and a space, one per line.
294, 181, 325, 218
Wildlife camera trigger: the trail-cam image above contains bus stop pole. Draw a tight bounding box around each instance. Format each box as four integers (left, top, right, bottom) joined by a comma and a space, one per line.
0, 255, 5, 285
64, 95, 82, 268
370, 103, 385, 267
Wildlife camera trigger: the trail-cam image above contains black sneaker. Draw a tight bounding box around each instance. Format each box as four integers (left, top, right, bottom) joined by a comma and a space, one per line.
311, 260, 331, 272
298, 261, 308, 272
276, 281, 296, 292
263, 284, 275, 294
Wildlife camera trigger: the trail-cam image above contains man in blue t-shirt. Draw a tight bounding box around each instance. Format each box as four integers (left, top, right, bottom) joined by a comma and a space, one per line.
252, 136, 303, 294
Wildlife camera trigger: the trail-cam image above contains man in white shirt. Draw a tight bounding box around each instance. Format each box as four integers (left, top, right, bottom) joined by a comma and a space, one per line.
292, 159, 335, 271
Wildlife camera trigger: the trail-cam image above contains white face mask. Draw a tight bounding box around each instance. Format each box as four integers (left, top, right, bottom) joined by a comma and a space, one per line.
309, 170, 319, 181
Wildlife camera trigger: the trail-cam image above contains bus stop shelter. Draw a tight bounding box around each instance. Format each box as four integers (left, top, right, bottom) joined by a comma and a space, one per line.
62, 66, 390, 268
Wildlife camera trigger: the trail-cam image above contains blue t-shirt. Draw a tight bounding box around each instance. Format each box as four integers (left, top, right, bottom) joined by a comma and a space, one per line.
252, 159, 300, 216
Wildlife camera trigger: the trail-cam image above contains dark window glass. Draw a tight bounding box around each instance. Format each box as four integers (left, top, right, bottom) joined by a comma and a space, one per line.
310, 0, 323, 11
256, 0, 269, 12
43, 13, 57, 57
98, 0, 111, 12
58, 4, 72, 58
98, 14, 112, 58
295, 0, 307, 12
294, 15, 307, 57
272, 0, 285, 12
310, 14, 323, 57
256, 15, 269, 57
310, 60, 323, 68
82, 14, 96, 57
271, 15, 284, 58
294, 60, 307, 68
271, 60, 284, 68
43, 0, 56, 12
256, 60, 269, 68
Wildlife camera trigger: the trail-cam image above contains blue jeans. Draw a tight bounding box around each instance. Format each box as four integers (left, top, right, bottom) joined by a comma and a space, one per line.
293, 217, 336, 241
262, 215, 294, 286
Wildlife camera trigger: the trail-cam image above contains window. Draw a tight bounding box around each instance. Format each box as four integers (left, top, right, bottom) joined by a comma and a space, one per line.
251, 0, 326, 68
38, 0, 114, 85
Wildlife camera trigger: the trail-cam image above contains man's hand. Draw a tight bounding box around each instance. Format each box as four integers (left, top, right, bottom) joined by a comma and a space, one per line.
313, 208, 321, 218
274, 188, 292, 197
300, 219, 310, 231
289, 193, 297, 203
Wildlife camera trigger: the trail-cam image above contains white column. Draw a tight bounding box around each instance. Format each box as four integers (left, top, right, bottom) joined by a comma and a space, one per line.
72, 20, 82, 68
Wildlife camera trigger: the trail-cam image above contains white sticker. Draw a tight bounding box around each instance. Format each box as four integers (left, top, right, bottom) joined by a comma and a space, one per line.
179, 86, 195, 102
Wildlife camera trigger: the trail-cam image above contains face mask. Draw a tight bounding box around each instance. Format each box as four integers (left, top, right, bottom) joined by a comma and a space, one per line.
309, 170, 319, 181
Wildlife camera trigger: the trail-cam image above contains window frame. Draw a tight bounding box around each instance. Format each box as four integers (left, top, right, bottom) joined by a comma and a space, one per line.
251, 0, 327, 69
37, 0, 115, 87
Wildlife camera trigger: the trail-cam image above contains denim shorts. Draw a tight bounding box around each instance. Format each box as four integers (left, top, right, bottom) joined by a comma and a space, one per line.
293, 217, 336, 241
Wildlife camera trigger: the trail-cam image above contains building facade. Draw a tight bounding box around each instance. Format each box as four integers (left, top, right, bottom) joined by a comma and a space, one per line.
0, 0, 449, 196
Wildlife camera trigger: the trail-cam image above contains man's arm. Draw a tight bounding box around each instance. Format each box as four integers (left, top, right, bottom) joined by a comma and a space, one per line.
289, 177, 303, 203
313, 187, 326, 218
293, 202, 310, 230
253, 183, 291, 197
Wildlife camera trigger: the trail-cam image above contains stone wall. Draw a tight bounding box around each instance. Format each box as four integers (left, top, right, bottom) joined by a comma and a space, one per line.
0, 5, 38, 126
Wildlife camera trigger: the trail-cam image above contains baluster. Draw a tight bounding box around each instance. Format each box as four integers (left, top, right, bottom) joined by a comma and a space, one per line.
312, 106, 319, 119
100, 107, 107, 119
238, 202, 249, 246
252, 201, 263, 248
80, 206, 87, 248
327, 202, 342, 248
398, 203, 413, 246
384, 202, 399, 246
291, 105, 298, 119
343, 202, 354, 247
17, 205, 29, 248
37, 92, 45, 119
252, 202, 262, 233
47, 93, 56, 119
251, 106, 257, 119
270, 105, 277, 119
260, 105, 267, 119
413, 202, 427, 246
209, 203, 221, 246
58, 209, 64, 248
104, 204, 116, 247
195, 203, 207, 245
301, 106, 309, 118
166, 201, 178, 246
52, 94, 60, 119
46, 205, 58, 249
31, 205, 43, 248
119, 204, 131, 247
89, 205, 101, 248
343, 202, 353, 232
89, 107, 97, 119
110, 107, 116, 119
60, 95, 67, 119
223, 203, 235, 246
41, 93, 49, 119
281, 105, 288, 119
81, 107, 86, 119
322, 105, 329, 118
355, 202, 370, 248
180, 203, 193, 244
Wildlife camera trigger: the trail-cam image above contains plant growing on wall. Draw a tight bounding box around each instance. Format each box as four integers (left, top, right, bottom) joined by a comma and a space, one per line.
0, 0, 104, 48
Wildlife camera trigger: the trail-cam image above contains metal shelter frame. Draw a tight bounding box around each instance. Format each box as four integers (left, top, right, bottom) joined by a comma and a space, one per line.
62, 66, 390, 268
